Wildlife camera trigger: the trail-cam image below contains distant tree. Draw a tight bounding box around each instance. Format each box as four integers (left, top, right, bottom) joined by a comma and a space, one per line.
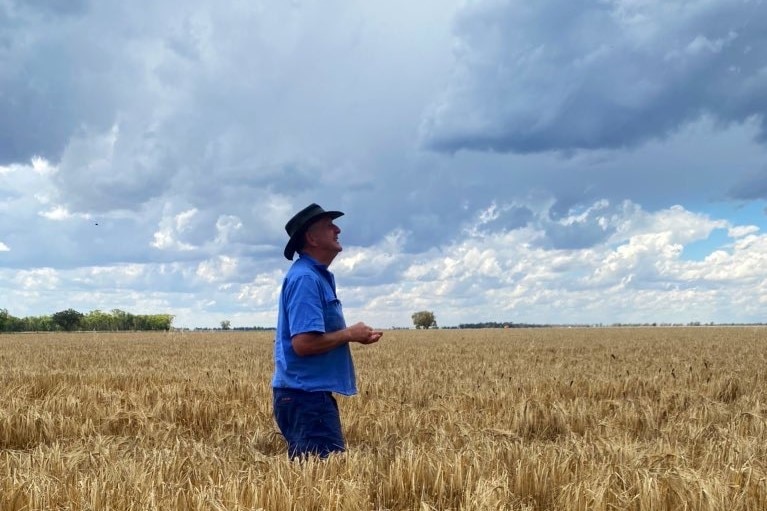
148, 314, 174, 331
83, 310, 115, 331
23, 315, 54, 332
411, 311, 437, 329
220, 320, 231, 330
0, 308, 173, 332
52, 308, 84, 331
109, 309, 128, 330
0, 308, 26, 332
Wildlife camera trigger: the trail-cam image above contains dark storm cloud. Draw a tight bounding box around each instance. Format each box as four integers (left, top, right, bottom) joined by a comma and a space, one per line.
0, 0, 127, 164
421, 0, 767, 154
0, 0, 464, 261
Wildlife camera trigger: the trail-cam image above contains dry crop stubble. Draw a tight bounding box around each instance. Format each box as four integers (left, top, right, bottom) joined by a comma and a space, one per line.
0, 327, 765, 510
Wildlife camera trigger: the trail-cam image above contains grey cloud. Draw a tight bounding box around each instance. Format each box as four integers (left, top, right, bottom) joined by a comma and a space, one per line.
2, 0, 462, 261
0, 215, 150, 269
12, 0, 90, 17
0, 2, 128, 164
481, 206, 534, 232
53, 125, 176, 213
421, 0, 767, 154
728, 167, 767, 200
542, 218, 614, 250
533, 199, 626, 250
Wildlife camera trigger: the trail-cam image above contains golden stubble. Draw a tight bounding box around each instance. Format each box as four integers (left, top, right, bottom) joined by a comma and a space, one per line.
0, 327, 765, 510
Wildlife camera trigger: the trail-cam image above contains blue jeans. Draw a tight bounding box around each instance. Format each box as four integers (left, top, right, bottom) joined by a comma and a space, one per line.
273, 388, 346, 459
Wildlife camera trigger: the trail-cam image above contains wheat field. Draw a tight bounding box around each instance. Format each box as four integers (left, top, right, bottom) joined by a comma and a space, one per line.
0, 327, 765, 510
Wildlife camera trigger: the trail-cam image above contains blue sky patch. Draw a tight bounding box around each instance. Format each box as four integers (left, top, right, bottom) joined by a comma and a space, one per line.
681, 228, 731, 262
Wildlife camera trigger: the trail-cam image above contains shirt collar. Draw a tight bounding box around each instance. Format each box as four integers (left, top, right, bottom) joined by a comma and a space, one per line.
298, 253, 336, 292
298, 253, 329, 271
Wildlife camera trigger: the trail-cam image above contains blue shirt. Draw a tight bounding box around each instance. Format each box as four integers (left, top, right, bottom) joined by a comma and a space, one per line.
272, 254, 357, 395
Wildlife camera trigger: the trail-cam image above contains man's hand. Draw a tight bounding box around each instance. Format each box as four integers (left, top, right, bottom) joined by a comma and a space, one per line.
292, 322, 383, 356
347, 321, 383, 345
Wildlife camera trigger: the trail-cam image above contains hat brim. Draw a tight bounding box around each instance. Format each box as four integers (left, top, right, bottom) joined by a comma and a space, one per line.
283, 210, 343, 260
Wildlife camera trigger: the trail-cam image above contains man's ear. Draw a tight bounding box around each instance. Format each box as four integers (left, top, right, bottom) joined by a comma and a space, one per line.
303, 229, 317, 248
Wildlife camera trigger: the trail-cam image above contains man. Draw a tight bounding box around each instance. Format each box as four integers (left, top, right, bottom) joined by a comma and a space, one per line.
272, 203, 383, 459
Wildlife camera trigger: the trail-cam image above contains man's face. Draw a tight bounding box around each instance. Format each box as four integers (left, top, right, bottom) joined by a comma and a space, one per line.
306, 216, 342, 256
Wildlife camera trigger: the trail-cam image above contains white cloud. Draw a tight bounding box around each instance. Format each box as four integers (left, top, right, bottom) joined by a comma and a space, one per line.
39, 205, 92, 221
31, 156, 57, 175
237, 270, 283, 308
14, 268, 60, 290
347, 201, 767, 326
152, 208, 198, 251
196, 255, 238, 283
729, 225, 759, 238
214, 215, 243, 245
334, 229, 407, 280
0, 199, 765, 327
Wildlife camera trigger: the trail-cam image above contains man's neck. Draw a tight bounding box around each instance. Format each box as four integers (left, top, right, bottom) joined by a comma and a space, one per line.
301, 248, 336, 267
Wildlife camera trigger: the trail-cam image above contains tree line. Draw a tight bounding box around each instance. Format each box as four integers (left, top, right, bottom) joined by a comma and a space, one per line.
456, 321, 549, 329
411, 311, 550, 330
0, 308, 174, 332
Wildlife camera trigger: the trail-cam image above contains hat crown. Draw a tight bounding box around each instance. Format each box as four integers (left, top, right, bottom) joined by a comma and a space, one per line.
285, 203, 324, 237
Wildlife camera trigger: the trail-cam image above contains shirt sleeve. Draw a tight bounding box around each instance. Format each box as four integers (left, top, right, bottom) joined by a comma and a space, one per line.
284, 273, 326, 337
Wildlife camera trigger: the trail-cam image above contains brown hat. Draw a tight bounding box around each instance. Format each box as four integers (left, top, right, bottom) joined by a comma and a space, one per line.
283, 203, 344, 260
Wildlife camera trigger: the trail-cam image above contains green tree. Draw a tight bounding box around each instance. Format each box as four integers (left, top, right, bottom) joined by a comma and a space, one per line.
52, 308, 84, 331
83, 310, 115, 331
24, 315, 54, 332
220, 320, 231, 330
150, 314, 174, 331
411, 311, 437, 329
111, 309, 132, 330
1, 309, 25, 332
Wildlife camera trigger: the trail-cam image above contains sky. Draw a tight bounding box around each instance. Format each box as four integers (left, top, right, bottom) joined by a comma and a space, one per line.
1, 0, 766, 329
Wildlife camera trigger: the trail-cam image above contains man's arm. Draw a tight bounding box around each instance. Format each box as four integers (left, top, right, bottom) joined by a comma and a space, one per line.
292, 322, 383, 357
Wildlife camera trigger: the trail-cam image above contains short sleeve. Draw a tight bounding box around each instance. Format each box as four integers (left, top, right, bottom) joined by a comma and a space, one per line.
284, 274, 326, 337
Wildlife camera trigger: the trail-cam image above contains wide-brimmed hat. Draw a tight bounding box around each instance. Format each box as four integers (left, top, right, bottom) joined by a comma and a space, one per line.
283, 203, 344, 260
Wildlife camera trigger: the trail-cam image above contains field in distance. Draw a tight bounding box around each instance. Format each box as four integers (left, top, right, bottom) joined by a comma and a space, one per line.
0, 327, 765, 510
